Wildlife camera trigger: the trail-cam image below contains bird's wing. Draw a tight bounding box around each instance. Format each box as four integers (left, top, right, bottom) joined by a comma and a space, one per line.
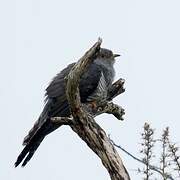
22, 63, 76, 146
47, 62, 103, 103
79, 63, 103, 102
46, 62, 75, 98
22, 62, 103, 145
15, 62, 103, 167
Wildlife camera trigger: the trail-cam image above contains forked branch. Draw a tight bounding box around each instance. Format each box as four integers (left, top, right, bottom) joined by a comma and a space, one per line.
64, 38, 130, 180
51, 39, 129, 179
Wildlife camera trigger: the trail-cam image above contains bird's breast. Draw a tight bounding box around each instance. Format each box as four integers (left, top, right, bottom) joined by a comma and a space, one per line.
87, 72, 108, 103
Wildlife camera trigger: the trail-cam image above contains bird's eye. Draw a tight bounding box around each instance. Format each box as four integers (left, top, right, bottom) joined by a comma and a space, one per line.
101, 54, 105, 58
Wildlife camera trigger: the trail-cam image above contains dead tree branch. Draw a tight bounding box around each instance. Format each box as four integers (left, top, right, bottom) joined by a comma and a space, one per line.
52, 39, 130, 180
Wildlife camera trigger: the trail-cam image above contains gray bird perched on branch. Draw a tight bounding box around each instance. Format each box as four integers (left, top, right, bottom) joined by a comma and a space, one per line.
14, 48, 120, 167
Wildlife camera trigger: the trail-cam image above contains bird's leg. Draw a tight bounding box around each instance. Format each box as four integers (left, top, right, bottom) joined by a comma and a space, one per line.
84, 101, 98, 115
89, 101, 98, 110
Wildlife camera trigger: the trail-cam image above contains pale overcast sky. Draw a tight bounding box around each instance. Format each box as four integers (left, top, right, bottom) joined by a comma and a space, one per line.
1, 0, 180, 179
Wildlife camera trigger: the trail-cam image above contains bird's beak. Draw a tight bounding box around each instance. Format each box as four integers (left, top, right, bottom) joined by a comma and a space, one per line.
113, 54, 121, 58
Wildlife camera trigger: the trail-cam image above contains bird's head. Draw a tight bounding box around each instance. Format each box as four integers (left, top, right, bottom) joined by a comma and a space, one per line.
95, 48, 120, 66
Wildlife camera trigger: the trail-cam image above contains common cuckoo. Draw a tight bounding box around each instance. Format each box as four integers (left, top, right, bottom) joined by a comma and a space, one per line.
15, 48, 120, 167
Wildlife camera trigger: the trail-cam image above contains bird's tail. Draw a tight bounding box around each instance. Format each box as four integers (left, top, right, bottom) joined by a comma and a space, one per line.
14, 134, 45, 167
15, 99, 69, 167
14, 118, 57, 167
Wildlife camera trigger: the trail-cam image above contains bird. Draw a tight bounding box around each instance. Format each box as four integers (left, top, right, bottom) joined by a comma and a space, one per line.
14, 48, 120, 167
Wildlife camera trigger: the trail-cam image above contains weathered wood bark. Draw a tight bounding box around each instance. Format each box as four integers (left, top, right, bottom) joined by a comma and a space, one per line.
51, 39, 130, 180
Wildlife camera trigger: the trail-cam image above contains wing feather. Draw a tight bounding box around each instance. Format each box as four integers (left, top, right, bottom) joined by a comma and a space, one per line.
23, 63, 102, 145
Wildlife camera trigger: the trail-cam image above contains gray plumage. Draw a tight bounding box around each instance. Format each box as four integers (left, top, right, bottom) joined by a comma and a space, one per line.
14, 48, 120, 167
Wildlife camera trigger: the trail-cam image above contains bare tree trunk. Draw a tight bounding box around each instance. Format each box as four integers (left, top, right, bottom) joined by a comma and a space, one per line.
51, 38, 130, 180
